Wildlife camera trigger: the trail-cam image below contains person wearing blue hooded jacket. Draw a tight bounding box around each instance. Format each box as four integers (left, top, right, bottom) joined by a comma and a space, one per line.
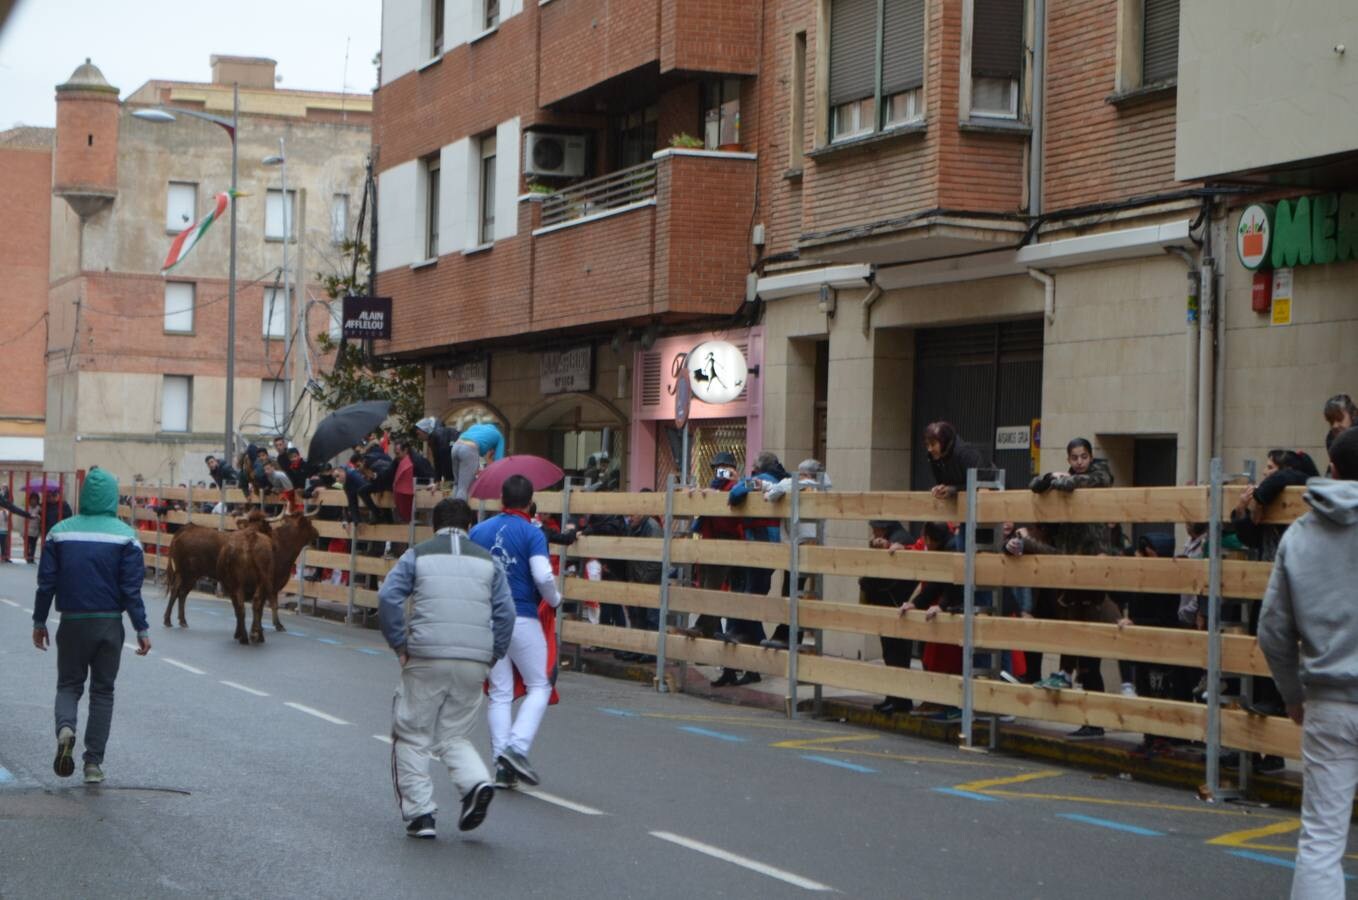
31, 467, 151, 785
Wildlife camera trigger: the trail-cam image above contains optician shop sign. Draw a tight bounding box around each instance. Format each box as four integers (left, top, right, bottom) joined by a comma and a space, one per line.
447, 355, 489, 400
541, 346, 593, 394
341, 295, 392, 339
1237, 194, 1358, 271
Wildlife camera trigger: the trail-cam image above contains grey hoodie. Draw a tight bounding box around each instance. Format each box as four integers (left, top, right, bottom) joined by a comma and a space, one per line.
1258, 479, 1358, 706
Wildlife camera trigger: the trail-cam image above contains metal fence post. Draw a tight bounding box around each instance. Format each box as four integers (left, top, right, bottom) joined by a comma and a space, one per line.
154, 481, 164, 583
813, 472, 828, 716
346, 520, 359, 626
787, 475, 802, 719
961, 468, 980, 749
559, 479, 580, 672
1206, 457, 1225, 800
655, 474, 676, 693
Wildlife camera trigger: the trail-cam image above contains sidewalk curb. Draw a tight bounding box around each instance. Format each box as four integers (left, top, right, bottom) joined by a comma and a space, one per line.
564, 648, 1304, 810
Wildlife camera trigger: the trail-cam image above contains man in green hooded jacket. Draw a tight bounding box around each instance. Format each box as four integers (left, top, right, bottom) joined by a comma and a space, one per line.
31, 467, 151, 784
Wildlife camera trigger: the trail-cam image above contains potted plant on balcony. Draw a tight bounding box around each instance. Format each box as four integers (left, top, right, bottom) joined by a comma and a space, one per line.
669, 132, 704, 150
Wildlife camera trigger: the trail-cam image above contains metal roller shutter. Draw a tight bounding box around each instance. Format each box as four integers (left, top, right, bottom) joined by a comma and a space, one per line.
971, 0, 1024, 80
829, 0, 878, 106
1142, 0, 1179, 84
881, 0, 925, 95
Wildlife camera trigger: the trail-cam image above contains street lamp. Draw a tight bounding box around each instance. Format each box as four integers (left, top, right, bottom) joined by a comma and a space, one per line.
132, 84, 240, 477
262, 140, 292, 441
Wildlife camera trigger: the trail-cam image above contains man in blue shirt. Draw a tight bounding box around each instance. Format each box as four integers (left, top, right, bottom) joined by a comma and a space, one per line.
452, 423, 506, 501
31, 467, 151, 784
470, 474, 560, 787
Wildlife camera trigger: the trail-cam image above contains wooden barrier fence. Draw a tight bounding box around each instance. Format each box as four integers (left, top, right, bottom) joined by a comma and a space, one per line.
119, 469, 1304, 797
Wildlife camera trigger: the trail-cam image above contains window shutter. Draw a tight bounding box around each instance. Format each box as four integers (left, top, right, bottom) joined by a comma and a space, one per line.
881, 0, 925, 96
971, 0, 1024, 80
1142, 0, 1179, 84
829, 0, 878, 106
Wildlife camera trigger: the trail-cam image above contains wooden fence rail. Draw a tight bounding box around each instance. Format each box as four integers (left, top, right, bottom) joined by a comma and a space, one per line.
119, 473, 1305, 776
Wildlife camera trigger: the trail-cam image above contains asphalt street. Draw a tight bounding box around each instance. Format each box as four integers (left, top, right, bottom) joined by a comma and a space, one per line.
0, 561, 1351, 899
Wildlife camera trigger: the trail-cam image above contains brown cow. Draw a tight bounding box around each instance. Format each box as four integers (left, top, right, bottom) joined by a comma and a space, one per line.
217, 525, 275, 645
162, 509, 273, 627
260, 508, 321, 632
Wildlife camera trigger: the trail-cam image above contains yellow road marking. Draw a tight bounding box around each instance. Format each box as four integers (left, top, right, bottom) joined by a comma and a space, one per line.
954, 770, 1064, 792
981, 788, 1288, 818
1207, 818, 1300, 847
633, 711, 835, 734
770, 735, 880, 750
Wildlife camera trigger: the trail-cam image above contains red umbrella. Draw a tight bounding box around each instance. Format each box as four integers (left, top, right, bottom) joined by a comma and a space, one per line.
393, 455, 415, 522
469, 455, 564, 501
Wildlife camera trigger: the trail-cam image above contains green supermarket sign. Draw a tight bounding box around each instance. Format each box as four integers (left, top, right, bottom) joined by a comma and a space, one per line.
1237, 193, 1358, 271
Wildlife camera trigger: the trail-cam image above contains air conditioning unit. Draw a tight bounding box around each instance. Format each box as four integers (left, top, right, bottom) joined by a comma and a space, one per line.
524, 131, 588, 178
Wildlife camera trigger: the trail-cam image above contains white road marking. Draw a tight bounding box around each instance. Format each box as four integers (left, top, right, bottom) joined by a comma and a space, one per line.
649, 831, 835, 892
219, 680, 269, 697
162, 658, 206, 675
0, 598, 19, 607
21, 607, 31, 613
519, 788, 607, 816
284, 702, 350, 726
372, 734, 394, 745
123, 644, 139, 651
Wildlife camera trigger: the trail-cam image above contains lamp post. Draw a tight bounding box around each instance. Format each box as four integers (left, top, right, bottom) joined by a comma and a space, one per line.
132, 84, 240, 471
262, 140, 291, 440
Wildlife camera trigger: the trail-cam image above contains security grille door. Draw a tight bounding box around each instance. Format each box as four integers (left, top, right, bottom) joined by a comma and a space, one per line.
911, 319, 1043, 490
657, 419, 747, 487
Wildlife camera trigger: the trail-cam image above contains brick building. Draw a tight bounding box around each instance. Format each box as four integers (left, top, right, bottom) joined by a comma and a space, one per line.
44, 56, 371, 484
375, 0, 1358, 502
0, 126, 53, 468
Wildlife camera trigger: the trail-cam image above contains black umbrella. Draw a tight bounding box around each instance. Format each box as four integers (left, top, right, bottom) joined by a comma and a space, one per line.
306, 400, 392, 467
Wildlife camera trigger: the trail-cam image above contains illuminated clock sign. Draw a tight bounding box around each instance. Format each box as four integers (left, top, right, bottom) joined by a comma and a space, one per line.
686, 340, 747, 405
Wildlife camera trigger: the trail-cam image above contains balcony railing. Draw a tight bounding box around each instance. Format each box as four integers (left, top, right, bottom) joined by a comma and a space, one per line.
539, 160, 658, 228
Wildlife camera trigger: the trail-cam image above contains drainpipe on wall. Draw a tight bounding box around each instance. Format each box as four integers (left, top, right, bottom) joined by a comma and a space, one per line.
1197, 220, 1216, 484
1027, 269, 1054, 323
858, 270, 883, 337
1027, 0, 1047, 217
1165, 247, 1200, 482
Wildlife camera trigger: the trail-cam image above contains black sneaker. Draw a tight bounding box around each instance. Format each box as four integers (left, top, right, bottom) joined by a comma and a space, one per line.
405, 813, 436, 839
493, 763, 518, 790
53, 726, 75, 778
734, 671, 762, 686
458, 783, 495, 832
711, 668, 739, 687
496, 748, 540, 787
1067, 725, 1105, 741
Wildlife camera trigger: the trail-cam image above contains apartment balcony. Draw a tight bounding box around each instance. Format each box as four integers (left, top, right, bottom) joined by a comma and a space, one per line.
524, 148, 755, 332
538, 0, 759, 109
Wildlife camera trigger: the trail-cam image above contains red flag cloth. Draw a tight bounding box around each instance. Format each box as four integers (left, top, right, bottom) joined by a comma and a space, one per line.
485, 601, 560, 706
393, 455, 415, 521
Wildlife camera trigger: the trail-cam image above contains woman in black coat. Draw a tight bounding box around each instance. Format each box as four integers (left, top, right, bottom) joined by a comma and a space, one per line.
923, 421, 987, 499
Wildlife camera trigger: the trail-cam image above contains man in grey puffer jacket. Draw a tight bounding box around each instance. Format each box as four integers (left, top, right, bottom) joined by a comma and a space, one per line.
379, 498, 515, 839
1259, 426, 1358, 899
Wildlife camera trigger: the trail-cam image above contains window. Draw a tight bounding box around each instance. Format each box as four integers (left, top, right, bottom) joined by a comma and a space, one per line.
969, 0, 1023, 119
478, 135, 496, 246
828, 0, 925, 142
259, 379, 286, 434
432, 0, 445, 56
612, 105, 658, 168
164, 282, 194, 334
265, 189, 297, 240
331, 194, 349, 244
161, 376, 191, 433
328, 301, 343, 342
484, 0, 500, 29
424, 155, 440, 259
789, 32, 807, 166
264, 286, 289, 339
1141, 0, 1179, 84
166, 182, 196, 232
702, 78, 742, 150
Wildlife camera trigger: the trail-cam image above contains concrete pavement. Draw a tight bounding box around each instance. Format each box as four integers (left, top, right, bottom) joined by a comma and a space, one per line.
0, 562, 1350, 898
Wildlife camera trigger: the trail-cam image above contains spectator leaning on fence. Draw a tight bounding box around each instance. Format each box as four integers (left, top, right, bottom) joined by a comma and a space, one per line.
451, 423, 506, 502
862, 519, 916, 715
378, 498, 515, 840
1258, 426, 1358, 899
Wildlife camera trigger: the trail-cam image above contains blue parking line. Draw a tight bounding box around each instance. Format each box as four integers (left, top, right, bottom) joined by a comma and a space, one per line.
598, 707, 638, 717
802, 754, 876, 774
1226, 850, 1355, 880
932, 787, 1001, 803
314, 638, 343, 646
0, 766, 13, 785
678, 726, 746, 743
1058, 813, 1163, 836
356, 647, 385, 656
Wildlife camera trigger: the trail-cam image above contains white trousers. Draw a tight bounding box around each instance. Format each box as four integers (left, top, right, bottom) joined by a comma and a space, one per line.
391, 657, 491, 821
1294, 699, 1358, 899
487, 616, 551, 759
